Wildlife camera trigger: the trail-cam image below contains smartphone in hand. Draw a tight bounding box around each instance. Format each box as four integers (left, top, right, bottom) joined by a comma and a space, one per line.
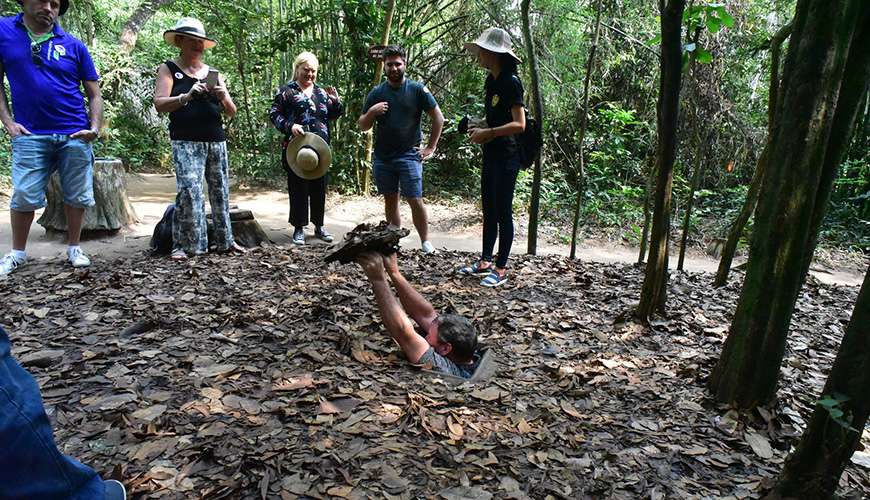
205, 68, 219, 90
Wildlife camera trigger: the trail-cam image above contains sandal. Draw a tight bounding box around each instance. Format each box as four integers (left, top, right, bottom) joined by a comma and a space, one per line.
228, 242, 248, 254
457, 261, 493, 276
480, 269, 508, 287
170, 248, 188, 261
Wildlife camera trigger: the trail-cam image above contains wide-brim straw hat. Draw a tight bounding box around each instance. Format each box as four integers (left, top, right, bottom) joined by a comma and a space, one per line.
17, 0, 68, 16
285, 133, 331, 180
163, 17, 216, 49
464, 27, 521, 63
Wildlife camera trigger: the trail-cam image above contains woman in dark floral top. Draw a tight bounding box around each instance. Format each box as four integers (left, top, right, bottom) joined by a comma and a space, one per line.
269, 51, 344, 244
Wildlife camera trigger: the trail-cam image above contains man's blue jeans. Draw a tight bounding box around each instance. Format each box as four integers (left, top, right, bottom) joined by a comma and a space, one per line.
10, 134, 95, 211
0, 326, 104, 499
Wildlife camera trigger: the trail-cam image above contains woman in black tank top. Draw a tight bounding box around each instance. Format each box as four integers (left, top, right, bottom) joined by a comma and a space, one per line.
153, 17, 245, 259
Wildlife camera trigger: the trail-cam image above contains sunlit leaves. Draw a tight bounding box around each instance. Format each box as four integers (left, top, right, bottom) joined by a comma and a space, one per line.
696, 47, 713, 64
818, 393, 860, 433
681, 2, 734, 66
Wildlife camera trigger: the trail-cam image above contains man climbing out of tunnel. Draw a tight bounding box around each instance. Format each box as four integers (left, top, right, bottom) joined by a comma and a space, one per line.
355, 251, 480, 378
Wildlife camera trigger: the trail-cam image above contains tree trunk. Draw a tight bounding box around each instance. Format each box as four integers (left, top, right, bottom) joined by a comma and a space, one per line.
765, 265, 870, 499
713, 141, 770, 287
521, 0, 545, 255
638, 154, 655, 265
360, 0, 396, 195
207, 209, 270, 249
235, 34, 256, 150
799, 12, 870, 283
677, 135, 704, 271
37, 159, 140, 233
713, 21, 792, 287
119, 0, 176, 53
569, 0, 604, 260
708, 0, 867, 408
635, 0, 685, 320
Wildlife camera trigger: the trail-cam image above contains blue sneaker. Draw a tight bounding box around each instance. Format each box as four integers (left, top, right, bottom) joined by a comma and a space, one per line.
104, 479, 127, 500
480, 269, 508, 287
292, 228, 305, 245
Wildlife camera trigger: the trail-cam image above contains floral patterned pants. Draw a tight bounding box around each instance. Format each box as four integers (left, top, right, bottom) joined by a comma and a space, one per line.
171, 140, 234, 254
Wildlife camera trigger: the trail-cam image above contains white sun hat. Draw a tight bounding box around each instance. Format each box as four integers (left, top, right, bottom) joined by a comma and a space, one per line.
284, 133, 332, 180
163, 17, 217, 49
464, 27, 521, 63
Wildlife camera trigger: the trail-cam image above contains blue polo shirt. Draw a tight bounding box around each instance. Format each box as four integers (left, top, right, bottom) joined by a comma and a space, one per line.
362, 78, 437, 159
0, 14, 99, 135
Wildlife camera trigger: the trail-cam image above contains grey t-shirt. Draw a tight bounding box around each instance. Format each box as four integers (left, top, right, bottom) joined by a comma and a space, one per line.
362, 79, 437, 159
417, 347, 479, 379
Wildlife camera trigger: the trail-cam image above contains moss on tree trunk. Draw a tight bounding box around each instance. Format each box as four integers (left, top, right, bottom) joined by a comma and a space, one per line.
708, 0, 867, 408
766, 265, 870, 499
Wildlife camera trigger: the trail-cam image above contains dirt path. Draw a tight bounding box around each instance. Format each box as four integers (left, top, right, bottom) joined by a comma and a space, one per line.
0, 173, 865, 286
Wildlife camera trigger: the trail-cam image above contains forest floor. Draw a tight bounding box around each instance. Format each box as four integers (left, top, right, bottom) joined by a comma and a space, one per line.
0, 173, 866, 286
1, 174, 869, 499
1, 244, 869, 499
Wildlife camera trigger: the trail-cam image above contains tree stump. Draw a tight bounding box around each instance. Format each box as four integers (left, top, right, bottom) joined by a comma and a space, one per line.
324, 221, 410, 264
206, 208, 270, 248
37, 158, 139, 235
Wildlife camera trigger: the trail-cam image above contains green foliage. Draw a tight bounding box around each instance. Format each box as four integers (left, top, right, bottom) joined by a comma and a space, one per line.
0, 0, 865, 253
680, 3, 734, 69
817, 393, 860, 434
684, 3, 735, 35
0, 134, 10, 179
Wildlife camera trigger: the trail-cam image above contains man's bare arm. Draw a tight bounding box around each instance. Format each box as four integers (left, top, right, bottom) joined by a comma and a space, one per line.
70, 80, 102, 142
0, 60, 31, 137
358, 101, 388, 131
358, 253, 430, 362
382, 253, 437, 331
419, 105, 444, 159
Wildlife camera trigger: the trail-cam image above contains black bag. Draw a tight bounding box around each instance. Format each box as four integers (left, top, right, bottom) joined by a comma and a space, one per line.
149, 204, 175, 255
518, 108, 542, 169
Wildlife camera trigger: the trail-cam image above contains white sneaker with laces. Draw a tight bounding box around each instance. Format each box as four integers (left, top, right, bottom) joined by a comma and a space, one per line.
421, 240, 436, 254
0, 253, 26, 276
68, 247, 91, 268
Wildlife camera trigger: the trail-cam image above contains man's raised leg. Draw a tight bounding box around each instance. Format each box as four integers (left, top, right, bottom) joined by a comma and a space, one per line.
63, 205, 90, 268
64, 205, 85, 246
0, 209, 33, 275
384, 192, 401, 227
10, 209, 34, 251
406, 196, 433, 253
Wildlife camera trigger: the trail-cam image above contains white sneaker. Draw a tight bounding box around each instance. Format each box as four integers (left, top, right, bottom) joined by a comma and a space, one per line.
0, 253, 26, 276
421, 241, 436, 254
68, 247, 91, 268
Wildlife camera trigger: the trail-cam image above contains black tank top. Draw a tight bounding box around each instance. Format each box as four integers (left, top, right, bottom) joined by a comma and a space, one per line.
165, 60, 226, 142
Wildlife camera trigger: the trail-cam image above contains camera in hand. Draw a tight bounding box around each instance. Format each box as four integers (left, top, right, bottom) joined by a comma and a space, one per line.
457, 116, 487, 134
457, 115, 470, 134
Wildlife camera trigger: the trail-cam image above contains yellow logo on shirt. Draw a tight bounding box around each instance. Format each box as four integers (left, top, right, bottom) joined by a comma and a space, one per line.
491, 94, 500, 107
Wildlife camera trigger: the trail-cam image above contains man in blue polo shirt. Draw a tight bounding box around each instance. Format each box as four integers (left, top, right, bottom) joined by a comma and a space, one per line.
0, 0, 103, 276
359, 45, 444, 254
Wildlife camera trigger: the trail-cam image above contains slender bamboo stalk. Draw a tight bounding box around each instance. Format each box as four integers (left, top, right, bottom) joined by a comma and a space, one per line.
569, 0, 604, 260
